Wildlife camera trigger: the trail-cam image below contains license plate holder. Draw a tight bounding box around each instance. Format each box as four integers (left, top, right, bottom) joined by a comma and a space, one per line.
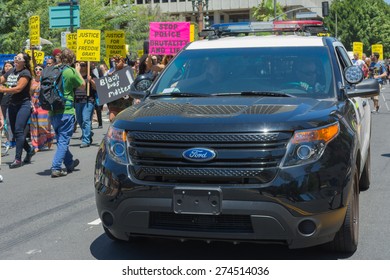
173, 187, 222, 215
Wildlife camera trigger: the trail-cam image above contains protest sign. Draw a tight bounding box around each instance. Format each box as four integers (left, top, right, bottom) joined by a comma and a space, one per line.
372, 44, 383, 60
25, 49, 45, 65
105, 30, 126, 58
29, 16, 40, 47
353, 42, 363, 60
94, 66, 134, 105
66, 33, 78, 54
76, 29, 101, 61
149, 22, 190, 55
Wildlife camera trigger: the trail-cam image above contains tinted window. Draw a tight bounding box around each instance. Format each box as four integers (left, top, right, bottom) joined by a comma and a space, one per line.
152, 47, 335, 99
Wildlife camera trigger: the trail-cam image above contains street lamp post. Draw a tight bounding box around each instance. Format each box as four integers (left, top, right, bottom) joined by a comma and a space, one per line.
192, 0, 209, 32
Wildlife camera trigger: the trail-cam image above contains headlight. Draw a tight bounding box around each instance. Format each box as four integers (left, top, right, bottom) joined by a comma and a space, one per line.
105, 126, 129, 164
281, 122, 339, 167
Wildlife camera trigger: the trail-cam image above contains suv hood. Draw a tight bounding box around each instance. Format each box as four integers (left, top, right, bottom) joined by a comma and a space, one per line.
114, 96, 341, 133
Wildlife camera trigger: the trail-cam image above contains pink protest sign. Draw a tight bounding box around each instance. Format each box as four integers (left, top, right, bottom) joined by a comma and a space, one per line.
149, 22, 190, 55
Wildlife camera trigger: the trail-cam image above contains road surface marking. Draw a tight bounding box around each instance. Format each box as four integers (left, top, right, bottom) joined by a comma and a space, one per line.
88, 218, 101, 225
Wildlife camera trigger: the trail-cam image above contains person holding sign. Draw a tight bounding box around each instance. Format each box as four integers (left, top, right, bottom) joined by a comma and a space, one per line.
107, 55, 133, 122
75, 61, 98, 148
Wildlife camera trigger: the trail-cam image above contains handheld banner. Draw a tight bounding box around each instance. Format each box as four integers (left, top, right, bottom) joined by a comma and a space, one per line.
76, 29, 101, 61
352, 42, 363, 60
94, 66, 134, 105
149, 22, 190, 55
66, 33, 78, 54
105, 30, 126, 58
25, 49, 45, 65
29, 16, 40, 47
372, 44, 383, 61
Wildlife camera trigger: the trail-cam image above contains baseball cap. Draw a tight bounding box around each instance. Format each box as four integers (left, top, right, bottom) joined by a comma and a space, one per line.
52, 48, 62, 57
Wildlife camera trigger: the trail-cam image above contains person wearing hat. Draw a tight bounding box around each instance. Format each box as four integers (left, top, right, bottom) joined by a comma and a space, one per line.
369, 52, 387, 113
52, 48, 62, 65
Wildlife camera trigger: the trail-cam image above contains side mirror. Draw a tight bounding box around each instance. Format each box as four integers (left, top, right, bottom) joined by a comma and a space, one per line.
346, 78, 380, 98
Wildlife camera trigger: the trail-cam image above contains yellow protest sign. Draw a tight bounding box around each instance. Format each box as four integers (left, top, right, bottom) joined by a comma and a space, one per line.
137, 50, 144, 58
372, 44, 383, 60
25, 49, 45, 65
352, 42, 363, 60
29, 16, 40, 47
76, 29, 101, 61
190, 24, 195, 42
66, 33, 78, 54
104, 57, 110, 69
105, 30, 126, 58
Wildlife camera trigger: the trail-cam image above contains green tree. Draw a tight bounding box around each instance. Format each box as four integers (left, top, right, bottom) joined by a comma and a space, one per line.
0, 0, 180, 60
252, 0, 285, 21
324, 0, 390, 58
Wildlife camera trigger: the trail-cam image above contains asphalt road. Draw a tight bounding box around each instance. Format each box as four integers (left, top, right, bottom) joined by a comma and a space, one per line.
0, 92, 390, 260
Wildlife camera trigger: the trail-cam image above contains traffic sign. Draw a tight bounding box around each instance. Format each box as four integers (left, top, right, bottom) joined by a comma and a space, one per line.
49, 6, 80, 29
61, 31, 70, 48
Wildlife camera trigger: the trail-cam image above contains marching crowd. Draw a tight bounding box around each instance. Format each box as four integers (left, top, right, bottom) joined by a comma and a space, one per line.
352, 52, 389, 113
0, 47, 172, 179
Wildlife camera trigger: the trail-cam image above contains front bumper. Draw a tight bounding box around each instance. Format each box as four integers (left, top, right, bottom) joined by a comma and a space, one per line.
94, 143, 353, 249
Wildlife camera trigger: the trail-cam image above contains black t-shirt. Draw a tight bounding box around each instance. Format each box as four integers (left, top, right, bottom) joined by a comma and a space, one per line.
3, 68, 32, 105
75, 74, 97, 103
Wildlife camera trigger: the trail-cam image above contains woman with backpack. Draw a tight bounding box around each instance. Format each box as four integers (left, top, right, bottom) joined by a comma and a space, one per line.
0, 52, 35, 168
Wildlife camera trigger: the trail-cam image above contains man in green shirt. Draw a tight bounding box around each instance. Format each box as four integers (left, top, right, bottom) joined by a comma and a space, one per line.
50, 48, 85, 177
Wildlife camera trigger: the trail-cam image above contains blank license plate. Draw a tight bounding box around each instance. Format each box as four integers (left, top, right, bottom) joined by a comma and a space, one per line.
173, 188, 222, 215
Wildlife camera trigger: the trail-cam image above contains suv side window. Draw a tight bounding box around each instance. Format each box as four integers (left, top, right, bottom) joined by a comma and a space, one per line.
335, 46, 353, 71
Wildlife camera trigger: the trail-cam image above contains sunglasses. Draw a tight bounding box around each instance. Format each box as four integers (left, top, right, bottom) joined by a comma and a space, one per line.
14, 56, 25, 62
35, 67, 43, 72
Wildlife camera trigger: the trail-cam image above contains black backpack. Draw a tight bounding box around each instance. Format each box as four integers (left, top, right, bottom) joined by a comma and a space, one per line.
39, 65, 69, 111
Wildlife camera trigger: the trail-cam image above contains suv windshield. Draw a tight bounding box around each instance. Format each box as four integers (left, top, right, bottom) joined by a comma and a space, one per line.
152, 47, 335, 99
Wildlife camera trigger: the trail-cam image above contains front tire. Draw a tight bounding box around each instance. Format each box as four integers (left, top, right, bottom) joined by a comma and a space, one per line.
328, 170, 359, 253
359, 147, 371, 191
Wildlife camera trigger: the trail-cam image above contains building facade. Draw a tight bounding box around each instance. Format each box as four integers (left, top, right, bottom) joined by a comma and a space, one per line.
134, 0, 332, 25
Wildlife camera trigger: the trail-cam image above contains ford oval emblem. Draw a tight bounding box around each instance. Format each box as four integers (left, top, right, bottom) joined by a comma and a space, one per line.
182, 148, 216, 162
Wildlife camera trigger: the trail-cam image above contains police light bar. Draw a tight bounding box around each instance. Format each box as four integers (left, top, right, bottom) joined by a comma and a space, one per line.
273, 20, 324, 31
206, 20, 326, 38
211, 22, 274, 34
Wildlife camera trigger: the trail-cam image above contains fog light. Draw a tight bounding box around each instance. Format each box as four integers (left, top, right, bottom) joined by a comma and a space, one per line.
102, 212, 114, 227
298, 219, 316, 236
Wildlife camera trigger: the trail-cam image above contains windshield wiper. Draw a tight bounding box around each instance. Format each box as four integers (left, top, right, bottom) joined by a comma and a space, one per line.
149, 92, 209, 98
241, 91, 295, 97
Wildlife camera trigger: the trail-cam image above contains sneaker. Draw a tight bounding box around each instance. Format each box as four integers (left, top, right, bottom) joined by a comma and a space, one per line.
66, 159, 80, 173
23, 148, 36, 164
9, 159, 22, 169
51, 169, 68, 178
80, 143, 90, 148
